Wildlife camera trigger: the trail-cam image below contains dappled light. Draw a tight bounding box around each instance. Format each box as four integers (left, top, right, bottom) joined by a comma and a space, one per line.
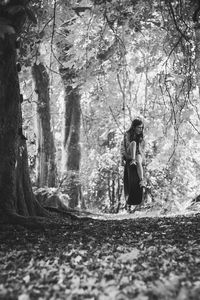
1, 0, 200, 299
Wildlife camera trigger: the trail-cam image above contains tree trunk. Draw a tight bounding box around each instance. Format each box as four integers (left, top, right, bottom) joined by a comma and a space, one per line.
194, 22, 200, 93
15, 135, 47, 217
0, 11, 49, 225
0, 34, 20, 214
32, 62, 57, 187
60, 70, 81, 208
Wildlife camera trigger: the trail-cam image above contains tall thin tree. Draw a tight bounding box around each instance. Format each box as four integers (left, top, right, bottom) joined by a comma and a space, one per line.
32, 62, 57, 187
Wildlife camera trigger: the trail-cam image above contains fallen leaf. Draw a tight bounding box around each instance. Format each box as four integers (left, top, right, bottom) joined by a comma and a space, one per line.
117, 248, 140, 262
176, 286, 189, 300
18, 294, 30, 300
23, 274, 30, 284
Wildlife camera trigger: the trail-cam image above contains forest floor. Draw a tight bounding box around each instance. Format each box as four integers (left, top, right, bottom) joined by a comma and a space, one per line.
1, 208, 200, 300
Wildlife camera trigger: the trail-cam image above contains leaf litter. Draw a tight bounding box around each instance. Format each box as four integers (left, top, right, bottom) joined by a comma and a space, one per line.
1, 212, 200, 299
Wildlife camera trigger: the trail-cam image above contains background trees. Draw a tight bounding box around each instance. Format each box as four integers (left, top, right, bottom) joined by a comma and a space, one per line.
1, 0, 200, 219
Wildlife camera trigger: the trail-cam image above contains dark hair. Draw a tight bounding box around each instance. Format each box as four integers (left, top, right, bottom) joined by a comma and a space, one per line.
127, 118, 144, 143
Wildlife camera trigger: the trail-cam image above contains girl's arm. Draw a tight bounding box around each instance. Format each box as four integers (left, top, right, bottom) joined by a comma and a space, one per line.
139, 140, 146, 163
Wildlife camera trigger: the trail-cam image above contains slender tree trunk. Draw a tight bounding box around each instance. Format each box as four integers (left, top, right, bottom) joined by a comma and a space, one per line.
60, 70, 81, 208
194, 23, 200, 90
32, 62, 57, 187
144, 66, 149, 117
63, 83, 81, 207
55, 0, 83, 208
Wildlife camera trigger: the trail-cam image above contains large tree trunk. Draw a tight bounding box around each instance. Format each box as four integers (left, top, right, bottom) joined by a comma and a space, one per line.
15, 134, 47, 217
60, 70, 81, 208
32, 62, 57, 187
0, 5, 49, 225
0, 34, 20, 214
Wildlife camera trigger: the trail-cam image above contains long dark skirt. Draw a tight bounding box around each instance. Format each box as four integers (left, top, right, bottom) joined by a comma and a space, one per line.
124, 161, 143, 205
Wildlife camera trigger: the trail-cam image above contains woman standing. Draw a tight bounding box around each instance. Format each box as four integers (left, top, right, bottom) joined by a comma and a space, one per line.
121, 118, 145, 209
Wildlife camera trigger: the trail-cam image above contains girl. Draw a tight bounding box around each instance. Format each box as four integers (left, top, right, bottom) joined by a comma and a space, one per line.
122, 118, 145, 188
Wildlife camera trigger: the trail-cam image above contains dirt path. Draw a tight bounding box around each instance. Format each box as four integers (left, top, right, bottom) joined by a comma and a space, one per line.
1, 212, 200, 299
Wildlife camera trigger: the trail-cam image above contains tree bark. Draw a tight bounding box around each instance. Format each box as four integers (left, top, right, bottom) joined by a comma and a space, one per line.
32, 62, 57, 187
194, 22, 200, 89
0, 34, 20, 214
0, 7, 49, 225
59, 70, 81, 208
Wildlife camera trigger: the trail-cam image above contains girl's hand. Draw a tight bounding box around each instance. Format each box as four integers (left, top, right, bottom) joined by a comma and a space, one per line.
130, 159, 137, 166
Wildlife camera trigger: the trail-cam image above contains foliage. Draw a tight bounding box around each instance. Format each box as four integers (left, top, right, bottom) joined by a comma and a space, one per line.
1, 213, 200, 298
17, 0, 200, 213
76, 4, 200, 212
81, 143, 123, 212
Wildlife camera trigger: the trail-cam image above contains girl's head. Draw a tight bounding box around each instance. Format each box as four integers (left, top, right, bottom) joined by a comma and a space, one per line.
128, 118, 144, 141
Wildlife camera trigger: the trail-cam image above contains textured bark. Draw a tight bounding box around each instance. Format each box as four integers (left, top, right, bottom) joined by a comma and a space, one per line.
0, 34, 20, 213
60, 70, 81, 208
0, 11, 49, 224
15, 136, 48, 217
32, 62, 57, 187
194, 24, 200, 90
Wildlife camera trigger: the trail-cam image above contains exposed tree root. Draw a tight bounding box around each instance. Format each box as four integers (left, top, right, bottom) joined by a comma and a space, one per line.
44, 206, 92, 221
0, 213, 45, 229
0, 209, 72, 230
0, 202, 96, 230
